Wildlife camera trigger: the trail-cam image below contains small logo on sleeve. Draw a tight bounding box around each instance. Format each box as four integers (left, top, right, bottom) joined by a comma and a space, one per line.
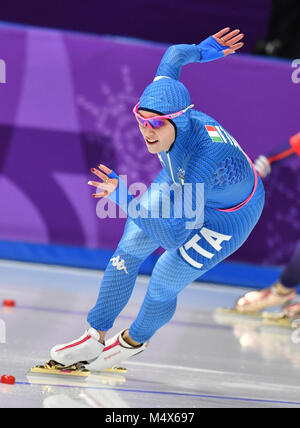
205, 125, 224, 143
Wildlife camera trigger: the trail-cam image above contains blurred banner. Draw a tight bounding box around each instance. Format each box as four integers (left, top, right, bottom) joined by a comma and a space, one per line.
0, 0, 272, 53
0, 24, 299, 267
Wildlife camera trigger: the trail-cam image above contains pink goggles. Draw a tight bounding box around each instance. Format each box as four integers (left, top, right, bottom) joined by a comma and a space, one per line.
133, 102, 194, 129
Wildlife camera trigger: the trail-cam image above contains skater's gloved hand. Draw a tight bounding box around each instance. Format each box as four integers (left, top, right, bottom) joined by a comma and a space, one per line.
88, 164, 134, 213
254, 155, 271, 178
88, 164, 119, 198
198, 28, 244, 62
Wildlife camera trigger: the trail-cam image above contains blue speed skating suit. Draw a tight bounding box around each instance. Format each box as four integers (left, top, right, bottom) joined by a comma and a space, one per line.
88, 40, 265, 342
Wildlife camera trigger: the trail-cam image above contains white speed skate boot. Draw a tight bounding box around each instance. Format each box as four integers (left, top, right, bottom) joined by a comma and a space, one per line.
50, 328, 104, 366
235, 284, 296, 314
86, 329, 148, 372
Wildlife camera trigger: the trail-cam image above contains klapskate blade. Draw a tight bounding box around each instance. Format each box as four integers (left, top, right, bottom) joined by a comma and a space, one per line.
29, 361, 128, 377
29, 366, 90, 376
29, 366, 128, 375
215, 307, 264, 318
262, 312, 294, 328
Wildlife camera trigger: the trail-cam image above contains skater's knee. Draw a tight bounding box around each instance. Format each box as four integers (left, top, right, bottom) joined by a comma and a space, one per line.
148, 285, 178, 303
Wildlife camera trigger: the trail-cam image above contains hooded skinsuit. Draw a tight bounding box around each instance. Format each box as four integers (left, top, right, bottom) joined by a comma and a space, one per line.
88, 41, 265, 342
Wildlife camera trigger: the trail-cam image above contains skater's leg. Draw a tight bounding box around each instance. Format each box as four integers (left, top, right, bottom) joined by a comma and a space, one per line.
50, 220, 158, 366
87, 218, 159, 333
129, 199, 264, 343
280, 241, 300, 318
88, 169, 175, 334
279, 241, 300, 289
50, 172, 173, 365
235, 241, 300, 313
85, 191, 264, 369
84, 251, 205, 371
128, 249, 202, 343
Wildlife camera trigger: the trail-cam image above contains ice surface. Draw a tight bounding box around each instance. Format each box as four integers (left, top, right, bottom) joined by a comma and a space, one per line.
1, 260, 300, 408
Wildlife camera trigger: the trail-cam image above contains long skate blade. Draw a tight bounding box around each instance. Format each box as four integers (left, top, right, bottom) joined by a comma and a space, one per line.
215, 307, 264, 318
29, 366, 128, 375
262, 312, 293, 328
29, 360, 89, 377
29, 366, 90, 376
29, 360, 127, 376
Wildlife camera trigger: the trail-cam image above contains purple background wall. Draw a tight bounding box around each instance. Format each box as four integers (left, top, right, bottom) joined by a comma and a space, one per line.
0, 0, 272, 53
0, 24, 299, 266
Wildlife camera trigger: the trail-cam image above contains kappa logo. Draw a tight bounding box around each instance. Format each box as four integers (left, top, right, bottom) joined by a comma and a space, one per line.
110, 256, 129, 274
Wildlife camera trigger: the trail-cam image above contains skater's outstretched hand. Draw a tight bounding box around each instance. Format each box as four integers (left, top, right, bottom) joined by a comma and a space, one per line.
212, 28, 244, 55
88, 164, 118, 198
254, 155, 271, 178
198, 28, 244, 62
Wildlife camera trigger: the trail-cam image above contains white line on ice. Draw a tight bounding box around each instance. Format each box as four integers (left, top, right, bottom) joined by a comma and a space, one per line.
125, 361, 300, 392
125, 360, 231, 376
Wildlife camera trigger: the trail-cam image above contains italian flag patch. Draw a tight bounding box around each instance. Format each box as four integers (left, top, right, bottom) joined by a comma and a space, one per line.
205, 125, 223, 142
